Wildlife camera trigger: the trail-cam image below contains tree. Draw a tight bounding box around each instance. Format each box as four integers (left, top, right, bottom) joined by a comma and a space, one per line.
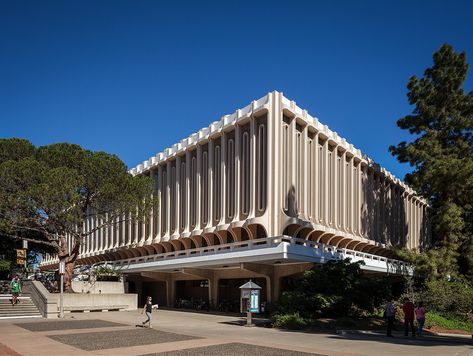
0, 139, 156, 291
390, 44, 473, 279
276, 259, 394, 318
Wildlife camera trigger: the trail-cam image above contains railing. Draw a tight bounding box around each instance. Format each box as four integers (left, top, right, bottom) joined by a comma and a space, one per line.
110, 236, 411, 274
111, 237, 279, 268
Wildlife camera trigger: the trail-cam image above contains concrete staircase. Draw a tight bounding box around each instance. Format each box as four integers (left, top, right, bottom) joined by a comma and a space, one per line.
0, 294, 42, 319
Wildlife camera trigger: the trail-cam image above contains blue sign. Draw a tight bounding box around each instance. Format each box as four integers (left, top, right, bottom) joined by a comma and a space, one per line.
250, 290, 259, 313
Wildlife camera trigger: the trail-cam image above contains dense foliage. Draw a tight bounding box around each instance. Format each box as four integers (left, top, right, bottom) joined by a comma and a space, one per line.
0, 139, 156, 291
390, 44, 473, 279
413, 278, 473, 317
274, 259, 396, 322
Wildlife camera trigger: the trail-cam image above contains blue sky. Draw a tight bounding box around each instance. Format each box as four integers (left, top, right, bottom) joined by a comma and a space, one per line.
1, 0, 472, 180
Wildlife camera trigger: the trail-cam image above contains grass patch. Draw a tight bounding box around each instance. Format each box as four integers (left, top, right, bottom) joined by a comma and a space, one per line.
425, 312, 473, 333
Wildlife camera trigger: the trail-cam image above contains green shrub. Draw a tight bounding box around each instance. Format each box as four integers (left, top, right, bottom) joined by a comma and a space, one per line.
0, 260, 10, 272
424, 311, 473, 333
91, 266, 121, 282
273, 259, 400, 319
272, 312, 312, 329
419, 278, 473, 316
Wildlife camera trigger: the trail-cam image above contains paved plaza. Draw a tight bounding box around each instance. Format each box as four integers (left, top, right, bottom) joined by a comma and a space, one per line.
0, 310, 471, 356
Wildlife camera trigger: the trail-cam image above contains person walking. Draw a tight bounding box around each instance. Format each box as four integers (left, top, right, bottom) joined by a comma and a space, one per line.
141, 296, 153, 328
415, 301, 426, 336
385, 297, 396, 337
10, 277, 21, 306
402, 297, 416, 337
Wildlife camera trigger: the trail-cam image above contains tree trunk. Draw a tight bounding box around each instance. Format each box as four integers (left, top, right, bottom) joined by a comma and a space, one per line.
64, 258, 75, 292
58, 235, 79, 293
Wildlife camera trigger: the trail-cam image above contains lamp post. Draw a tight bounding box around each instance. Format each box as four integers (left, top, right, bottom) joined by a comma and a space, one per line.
59, 261, 65, 318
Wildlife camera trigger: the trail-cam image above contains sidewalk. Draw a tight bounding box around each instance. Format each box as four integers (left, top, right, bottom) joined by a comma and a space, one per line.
336, 329, 472, 345
0, 309, 471, 356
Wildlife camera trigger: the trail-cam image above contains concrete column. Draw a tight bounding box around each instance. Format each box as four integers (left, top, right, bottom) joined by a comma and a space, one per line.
196, 146, 202, 230
332, 145, 338, 227
314, 132, 319, 224
185, 151, 191, 232
301, 124, 308, 220
323, 140, 329, 225
221, 133, 226, 225
166, 161, 172, 237
175, 156, 181, 235
209, 277, 219, 307
208, 139, 214, 229
164, 279, 173, 307
347, 157, 350, 234
234, 125, 241, 221
270, 92, 281, 236
155, 165, 162, 242
340, 150, 346, 231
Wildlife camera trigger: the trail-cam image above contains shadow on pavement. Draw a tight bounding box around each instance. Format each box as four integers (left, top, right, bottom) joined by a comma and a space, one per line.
328, 332, 473, 347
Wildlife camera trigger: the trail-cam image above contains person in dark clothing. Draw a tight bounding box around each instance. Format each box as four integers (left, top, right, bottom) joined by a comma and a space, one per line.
385, 297, 395, 337
402, 297, 416, 337
141, 296, 153, 328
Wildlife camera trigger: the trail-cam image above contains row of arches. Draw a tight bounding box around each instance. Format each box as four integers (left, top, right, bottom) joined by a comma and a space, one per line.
74, 224, 269, 266
282, 223, 395, 258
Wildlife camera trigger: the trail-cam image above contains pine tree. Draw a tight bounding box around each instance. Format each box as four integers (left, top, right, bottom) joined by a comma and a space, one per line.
390, 44, 473, 279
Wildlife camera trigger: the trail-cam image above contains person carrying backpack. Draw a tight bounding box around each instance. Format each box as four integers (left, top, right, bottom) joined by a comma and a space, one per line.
10, 277, 21, 306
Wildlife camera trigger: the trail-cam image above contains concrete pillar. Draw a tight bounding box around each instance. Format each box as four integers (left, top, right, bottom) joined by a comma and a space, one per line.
175, 156, 181, 234
196, 145, 202, 229
209, 277, 219, 307
234, 125, 241, 221
166, 279, 175, 307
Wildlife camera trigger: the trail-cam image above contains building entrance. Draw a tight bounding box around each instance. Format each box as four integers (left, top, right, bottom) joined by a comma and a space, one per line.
175, 280, 209, 310
218, 278, 267, 313
141, 281, 166, 307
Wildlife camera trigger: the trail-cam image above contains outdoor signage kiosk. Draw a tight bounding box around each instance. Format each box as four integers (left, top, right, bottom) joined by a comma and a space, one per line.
239, 280, 262, 326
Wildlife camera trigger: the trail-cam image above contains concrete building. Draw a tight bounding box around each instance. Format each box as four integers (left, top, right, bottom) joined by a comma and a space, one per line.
41, 91, 430, 308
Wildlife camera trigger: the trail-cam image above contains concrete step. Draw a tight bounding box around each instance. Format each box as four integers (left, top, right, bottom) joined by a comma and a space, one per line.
0, 296, 42, 319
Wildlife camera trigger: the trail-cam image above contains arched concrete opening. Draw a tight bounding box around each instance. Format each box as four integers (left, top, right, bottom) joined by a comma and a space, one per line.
190, 235, 207, 248
232, 227, 251, 241
216, 230, 234, 244
245, 223, 268, 240
318, 233, 335, 244
345, 240, 363, 250
204, 233, 221, 246
151, 244, 166, 254
102, 253, 117, 261
307, 230, 325, 242
170, 239, 185, 251
361, 245, 379, 254
115, 250, 129, 260
161, 241, 175, 253
135, 247, 149, 257
127, 249, 141, 258
180, 237, 196, 250
89, 256, 101, 263
282, 223, 301, 237
295, 227, 312, 239
330, 236, 350, 247
142, 245, 156, 255
338, 238, 355, 249
353, 242, 370, 252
